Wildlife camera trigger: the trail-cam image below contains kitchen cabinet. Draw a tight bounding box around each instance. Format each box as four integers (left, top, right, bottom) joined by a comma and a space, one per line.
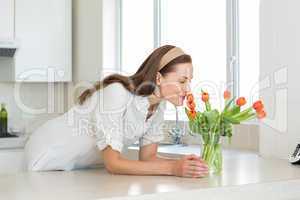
14, 0, 72, 82
0, 0, 72, 82
0, 0, 14, 41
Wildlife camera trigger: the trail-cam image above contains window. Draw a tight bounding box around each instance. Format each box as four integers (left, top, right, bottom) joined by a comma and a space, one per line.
161, 0, 227, 120
121, 0, 154, 75
239, 0, 260, 106
104, 0, 260, 121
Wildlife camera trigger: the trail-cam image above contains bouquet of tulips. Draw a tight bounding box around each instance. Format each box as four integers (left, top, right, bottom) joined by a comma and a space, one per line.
185, 90, 266, 174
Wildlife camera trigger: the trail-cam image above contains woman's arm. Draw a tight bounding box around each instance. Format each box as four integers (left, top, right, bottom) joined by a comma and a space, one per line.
139, 143, 180, 161
102, 145, 209, 178
139, 143, 209, 177
102, 146, 175, 176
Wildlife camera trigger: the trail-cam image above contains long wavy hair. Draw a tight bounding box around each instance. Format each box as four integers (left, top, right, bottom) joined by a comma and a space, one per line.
78, 45, 192, 110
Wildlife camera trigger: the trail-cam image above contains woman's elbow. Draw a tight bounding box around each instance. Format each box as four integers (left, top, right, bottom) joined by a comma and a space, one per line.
104, 161, 118, 174
102, 146, 122, 174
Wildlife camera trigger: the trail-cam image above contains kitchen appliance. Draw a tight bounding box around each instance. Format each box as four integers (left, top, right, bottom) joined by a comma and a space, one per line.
0, 40, 18, 57
289, 143, 300, 164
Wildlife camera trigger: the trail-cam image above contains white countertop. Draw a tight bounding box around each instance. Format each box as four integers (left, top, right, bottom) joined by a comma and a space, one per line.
0, 145, 299, 200
0, 135, 28, 149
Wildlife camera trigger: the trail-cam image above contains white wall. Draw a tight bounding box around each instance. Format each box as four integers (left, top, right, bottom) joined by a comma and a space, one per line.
0, 0, 103, 134
260, 0, 300, 159
72, 0, 102, 82
102, 0, 120, 70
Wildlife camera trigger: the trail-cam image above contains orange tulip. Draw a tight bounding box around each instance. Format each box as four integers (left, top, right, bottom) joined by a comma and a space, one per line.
236, 97, 246, 106
253, 100, 264, 112
201, 92, 209, 102
257, 110, 266, 119
186, 93, 194, 103
187, 101, 196, 110
223, 90, 231, 99
189, 110, 197, 119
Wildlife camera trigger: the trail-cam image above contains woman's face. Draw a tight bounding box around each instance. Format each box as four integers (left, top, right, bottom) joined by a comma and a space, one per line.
158, 63, 193, 106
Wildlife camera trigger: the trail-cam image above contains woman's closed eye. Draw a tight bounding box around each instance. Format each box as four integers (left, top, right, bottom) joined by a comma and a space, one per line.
179, 79, 191, 85
179, 78, 188, 84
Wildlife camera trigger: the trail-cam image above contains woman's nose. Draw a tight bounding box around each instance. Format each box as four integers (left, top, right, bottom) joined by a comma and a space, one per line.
185, 83, 191, 93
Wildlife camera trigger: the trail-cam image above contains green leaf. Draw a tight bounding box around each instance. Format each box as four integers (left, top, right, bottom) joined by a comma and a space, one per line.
231, 107, 253, 119
236, 112, 256, 122
203, 109, 220, 127
225, 105, 240, 117
205, 101, 212, 111
223, 116, 240, 124
223, 98, 235, 113
220, 119, 233, 137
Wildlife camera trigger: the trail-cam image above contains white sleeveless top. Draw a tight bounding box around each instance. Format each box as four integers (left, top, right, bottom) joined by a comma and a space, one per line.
25, 83, 166, 171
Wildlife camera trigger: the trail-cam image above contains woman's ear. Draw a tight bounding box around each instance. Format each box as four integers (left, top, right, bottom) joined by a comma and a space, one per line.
156, 72, 162, 86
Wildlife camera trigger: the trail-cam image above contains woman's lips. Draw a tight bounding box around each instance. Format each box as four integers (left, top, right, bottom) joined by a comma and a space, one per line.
179, 95, 185, 103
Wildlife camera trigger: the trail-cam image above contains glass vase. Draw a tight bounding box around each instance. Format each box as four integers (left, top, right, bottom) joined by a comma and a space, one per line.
200, 134, 223, 175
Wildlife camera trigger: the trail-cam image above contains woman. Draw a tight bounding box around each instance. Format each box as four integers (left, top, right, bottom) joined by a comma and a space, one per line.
25, 45, 209, 178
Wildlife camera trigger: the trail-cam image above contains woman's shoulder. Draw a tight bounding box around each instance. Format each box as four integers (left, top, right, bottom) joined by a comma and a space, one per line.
97, 82, 134, 112
100, 82, 132, 100
102, 82, 128, 93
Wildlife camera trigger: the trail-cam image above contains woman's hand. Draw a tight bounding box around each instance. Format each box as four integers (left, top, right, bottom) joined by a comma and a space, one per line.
102, 146, 208, 177
172, 154, 209, 178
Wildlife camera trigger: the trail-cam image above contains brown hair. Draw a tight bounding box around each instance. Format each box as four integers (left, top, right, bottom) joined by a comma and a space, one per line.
78, 45, 192, 107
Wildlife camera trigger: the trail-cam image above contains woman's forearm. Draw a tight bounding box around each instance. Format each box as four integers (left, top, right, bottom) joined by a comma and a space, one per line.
108, 157, 177, 176
103, 146, 205, 177
152, 154, 180, 161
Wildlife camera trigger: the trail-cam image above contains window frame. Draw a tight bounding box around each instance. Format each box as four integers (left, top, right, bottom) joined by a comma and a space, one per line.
118, 0, 240, 96
114, 0, 241, 121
